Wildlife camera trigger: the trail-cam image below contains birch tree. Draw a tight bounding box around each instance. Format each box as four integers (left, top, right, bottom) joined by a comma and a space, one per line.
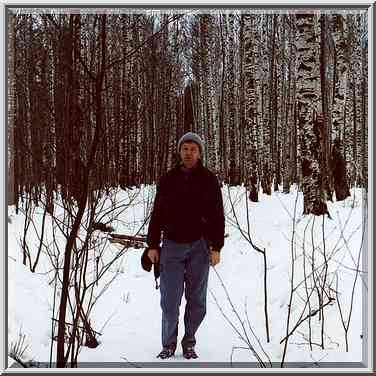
330, 14, 351, 201
243, 13, 258, 201
296, 13, 329, 215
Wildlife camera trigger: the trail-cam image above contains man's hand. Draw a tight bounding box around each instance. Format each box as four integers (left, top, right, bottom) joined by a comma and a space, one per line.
148, 248, 159, 264
210, 249, 220, 266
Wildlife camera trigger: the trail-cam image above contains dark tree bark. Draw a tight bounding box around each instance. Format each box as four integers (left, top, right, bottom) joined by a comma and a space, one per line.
56, 14, 107, 368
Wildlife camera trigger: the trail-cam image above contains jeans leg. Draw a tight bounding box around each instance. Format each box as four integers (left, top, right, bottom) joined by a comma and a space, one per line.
182, 239, 210, 348
160, 239, 186, 348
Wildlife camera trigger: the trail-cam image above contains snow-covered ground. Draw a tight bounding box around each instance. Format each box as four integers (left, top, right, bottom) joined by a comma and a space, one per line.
7, 184, 366, 368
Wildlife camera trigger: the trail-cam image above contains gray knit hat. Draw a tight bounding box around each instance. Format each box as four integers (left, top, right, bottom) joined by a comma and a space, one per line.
177, 132, 204, 154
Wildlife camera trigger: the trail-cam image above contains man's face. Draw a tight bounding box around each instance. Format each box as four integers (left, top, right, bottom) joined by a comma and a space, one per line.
180, 141, 201, 169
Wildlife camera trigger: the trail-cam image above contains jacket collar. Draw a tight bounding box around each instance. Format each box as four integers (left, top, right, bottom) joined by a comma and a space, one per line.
176, 159, 204, 175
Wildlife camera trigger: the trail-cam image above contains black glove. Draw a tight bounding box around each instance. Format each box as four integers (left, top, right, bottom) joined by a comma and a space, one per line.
141, 247, 161, 283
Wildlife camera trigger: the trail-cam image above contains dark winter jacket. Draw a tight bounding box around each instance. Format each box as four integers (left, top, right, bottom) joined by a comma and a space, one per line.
147, 160, 225, 252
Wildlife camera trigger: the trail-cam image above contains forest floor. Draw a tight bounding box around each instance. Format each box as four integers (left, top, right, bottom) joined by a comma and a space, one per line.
7, 184, 366, 368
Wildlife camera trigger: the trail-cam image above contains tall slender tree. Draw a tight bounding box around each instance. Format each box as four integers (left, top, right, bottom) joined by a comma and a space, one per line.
330, 14, 351, 201
296, 13, 329, 215
243, 13, 258, 201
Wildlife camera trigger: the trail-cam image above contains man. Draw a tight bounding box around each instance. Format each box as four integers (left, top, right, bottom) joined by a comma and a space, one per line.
147, 132, 225, 360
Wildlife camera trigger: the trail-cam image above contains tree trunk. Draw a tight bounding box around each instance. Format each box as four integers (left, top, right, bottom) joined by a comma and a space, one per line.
243, 14, 258, 201
296, 13, 329, 216
330, 14, 350, 201
56, 14, 107, 368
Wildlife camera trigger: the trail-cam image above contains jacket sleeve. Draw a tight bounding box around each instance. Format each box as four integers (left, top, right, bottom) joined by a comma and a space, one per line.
207, 174, 225, 252
147, 177, 164, 249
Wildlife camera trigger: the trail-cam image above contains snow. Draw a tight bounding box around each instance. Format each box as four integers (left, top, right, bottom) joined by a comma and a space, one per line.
7, 184, 366, 368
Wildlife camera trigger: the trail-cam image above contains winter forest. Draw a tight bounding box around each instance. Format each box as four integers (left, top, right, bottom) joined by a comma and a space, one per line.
7, 8, 369, 369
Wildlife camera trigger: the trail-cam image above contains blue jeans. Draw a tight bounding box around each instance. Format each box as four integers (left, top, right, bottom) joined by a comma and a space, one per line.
160, 238, 210, 349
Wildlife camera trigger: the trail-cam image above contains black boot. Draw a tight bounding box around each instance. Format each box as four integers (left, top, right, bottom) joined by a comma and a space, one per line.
157, 345, 176, 359
183, 346, 198, 359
